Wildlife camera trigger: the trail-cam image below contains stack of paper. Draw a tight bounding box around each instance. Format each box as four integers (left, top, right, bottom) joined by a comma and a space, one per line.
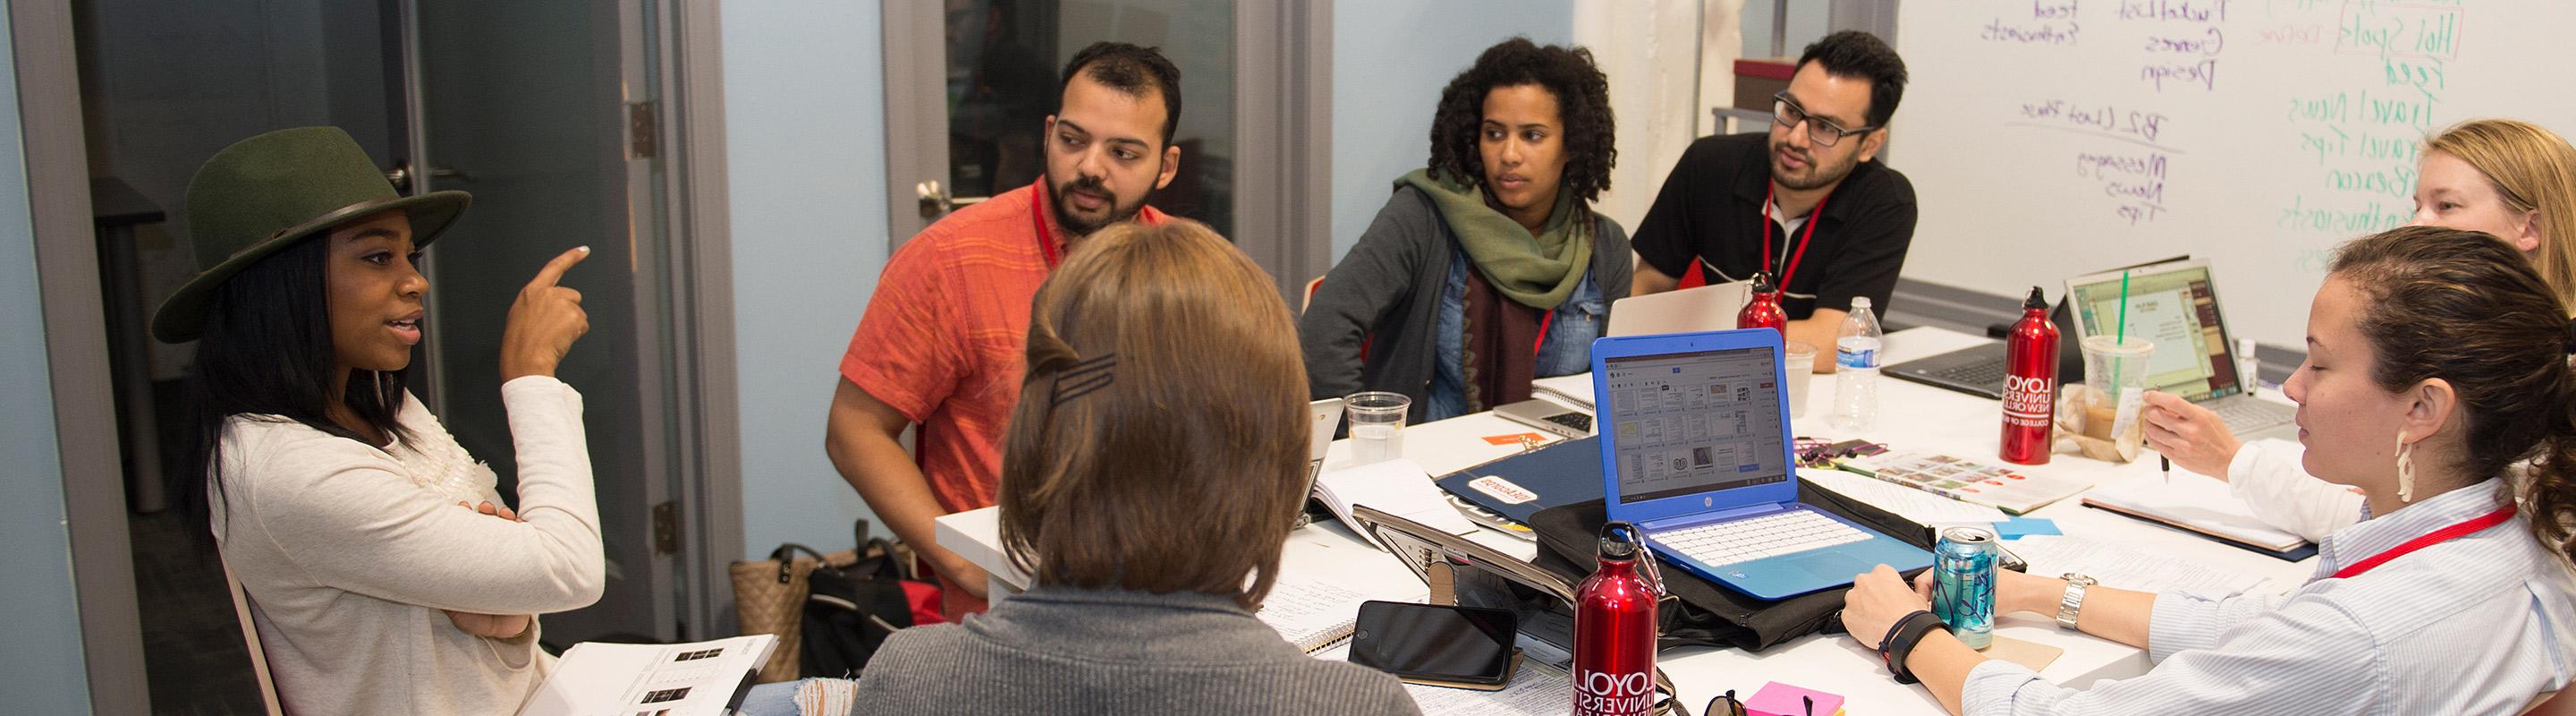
517, 634, 776, 716
1313, 459, 1479, 551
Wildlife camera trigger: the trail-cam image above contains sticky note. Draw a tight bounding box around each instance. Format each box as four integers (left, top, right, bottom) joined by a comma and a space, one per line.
1993, 516, 2062, 539
1745, 682, 1844, 716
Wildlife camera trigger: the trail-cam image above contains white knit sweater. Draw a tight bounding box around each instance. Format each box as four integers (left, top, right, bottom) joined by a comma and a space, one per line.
210, 376, 605, 715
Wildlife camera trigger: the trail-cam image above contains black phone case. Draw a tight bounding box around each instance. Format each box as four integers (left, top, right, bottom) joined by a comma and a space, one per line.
1351, 601, 1518, 686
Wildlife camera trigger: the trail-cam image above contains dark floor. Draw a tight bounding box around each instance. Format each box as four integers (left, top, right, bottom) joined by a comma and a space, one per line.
132, 379, 265, 714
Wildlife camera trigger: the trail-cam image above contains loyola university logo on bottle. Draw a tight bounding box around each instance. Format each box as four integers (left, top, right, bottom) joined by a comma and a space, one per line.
2002, 373, 2055, 426
1573, 668, 1654, 715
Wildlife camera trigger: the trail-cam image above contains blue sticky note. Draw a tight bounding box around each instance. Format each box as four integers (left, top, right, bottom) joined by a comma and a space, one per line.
1993, 516, 2061, 540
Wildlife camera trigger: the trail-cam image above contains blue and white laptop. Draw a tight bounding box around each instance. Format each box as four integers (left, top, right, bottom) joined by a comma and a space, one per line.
1589, 329, 1931, 600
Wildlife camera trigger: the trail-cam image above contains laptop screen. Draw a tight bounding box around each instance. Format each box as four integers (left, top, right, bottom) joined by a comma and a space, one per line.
2066, 263, 2243, 402
1600, 346, 1790, 504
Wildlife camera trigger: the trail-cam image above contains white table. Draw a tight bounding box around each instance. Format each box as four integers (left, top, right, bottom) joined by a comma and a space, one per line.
936, 326, 2317, 713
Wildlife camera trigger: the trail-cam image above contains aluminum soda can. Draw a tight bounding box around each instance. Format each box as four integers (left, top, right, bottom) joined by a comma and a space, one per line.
1933, 526, 1998, 650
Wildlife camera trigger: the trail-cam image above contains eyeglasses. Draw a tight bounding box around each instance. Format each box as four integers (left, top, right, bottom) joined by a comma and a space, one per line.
1772, 91, 1878, 148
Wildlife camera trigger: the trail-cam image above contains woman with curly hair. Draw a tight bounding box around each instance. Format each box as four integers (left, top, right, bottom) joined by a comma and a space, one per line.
1300, 37, 1629, 422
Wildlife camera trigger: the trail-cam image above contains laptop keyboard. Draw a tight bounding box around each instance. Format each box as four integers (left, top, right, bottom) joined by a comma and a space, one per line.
1653, 509, 1870, 567
1933, 361, 2008, 388
2211, 397, 2296, 433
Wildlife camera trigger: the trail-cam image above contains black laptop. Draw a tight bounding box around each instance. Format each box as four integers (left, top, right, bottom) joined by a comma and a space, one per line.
1887, 256, 2186, 399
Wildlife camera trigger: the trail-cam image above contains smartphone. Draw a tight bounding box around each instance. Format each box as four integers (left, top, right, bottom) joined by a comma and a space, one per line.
1348, 601, 1519, 687
1493, 398, 1592, 439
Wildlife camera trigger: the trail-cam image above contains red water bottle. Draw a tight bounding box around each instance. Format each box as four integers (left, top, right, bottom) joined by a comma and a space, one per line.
2000, 286, 2059, 465
1573, 523, 1659, 716
1737, 271, 1787, 336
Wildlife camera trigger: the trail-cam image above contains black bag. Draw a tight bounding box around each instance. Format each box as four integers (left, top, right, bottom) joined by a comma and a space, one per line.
1527, 481, 1935, 652
783, 529, 936, 678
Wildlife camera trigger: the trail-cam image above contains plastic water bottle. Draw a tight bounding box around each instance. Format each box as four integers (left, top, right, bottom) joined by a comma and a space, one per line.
1830, 297, 1884, 431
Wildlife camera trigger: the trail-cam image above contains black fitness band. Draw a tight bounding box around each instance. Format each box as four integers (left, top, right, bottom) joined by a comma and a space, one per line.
1880, 611, 1947, 685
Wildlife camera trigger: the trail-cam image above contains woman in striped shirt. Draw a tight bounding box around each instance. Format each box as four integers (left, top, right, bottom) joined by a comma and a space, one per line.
1843, 225, 2576, 714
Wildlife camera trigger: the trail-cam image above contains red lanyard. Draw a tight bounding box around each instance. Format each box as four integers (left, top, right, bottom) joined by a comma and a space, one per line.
1030, 178, 1063, 268
2329, 504, 2518, 579
1533, 311, 1555, 357
1760, 185, 1828, 292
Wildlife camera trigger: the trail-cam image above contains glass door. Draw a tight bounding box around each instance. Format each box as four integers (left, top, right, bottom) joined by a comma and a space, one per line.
410, 0, 681, 644
891, 0, 1237, 243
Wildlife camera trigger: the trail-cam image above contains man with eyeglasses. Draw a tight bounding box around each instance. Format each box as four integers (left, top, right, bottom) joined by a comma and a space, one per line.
1629, 30, 1916, 372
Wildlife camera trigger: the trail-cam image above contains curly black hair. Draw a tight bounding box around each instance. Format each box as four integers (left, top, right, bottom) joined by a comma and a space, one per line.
1427, 38, 1616, 203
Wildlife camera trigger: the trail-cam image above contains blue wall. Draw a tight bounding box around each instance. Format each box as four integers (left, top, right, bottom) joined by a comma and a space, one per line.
721, 0, 888, 557
0, 6, 97, 713
1327, 1, 1574, 262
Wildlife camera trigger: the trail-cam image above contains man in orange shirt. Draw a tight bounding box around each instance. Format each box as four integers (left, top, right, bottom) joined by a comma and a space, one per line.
826, 42, 1180, 617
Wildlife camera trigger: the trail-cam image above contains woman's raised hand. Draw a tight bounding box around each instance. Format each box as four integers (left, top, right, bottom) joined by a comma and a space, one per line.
499, 247, 591, 382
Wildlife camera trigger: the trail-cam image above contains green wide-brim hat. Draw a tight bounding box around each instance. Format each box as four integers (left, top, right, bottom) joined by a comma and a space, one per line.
150, 126, 471, 343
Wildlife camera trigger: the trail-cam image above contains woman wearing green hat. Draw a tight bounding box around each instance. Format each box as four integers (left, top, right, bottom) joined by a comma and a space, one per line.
159, 126, 602, 713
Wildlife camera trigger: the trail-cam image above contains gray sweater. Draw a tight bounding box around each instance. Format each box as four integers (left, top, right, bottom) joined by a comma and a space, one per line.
849, 586, 1423, 715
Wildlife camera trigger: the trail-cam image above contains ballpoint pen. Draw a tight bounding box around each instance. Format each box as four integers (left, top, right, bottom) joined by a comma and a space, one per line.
2161, 456, 2172, 484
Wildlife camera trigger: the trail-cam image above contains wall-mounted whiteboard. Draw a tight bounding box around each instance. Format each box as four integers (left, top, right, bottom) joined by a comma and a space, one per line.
1894, 0, 2550, 347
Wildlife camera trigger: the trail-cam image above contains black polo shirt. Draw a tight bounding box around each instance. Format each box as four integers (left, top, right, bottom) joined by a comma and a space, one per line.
1631, 132, 1919, 320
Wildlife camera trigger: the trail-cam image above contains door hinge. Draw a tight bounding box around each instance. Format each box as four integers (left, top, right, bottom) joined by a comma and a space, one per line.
627, 100, 659, 159
651, 500, 680, 555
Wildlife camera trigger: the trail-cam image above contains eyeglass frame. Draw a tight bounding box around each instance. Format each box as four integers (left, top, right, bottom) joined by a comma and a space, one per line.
1770, 91, 1880, 149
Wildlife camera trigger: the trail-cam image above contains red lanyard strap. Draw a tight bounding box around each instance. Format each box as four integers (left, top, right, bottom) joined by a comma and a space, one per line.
1760, 185, 1828, 293
1030, 178, 1063, 268
2329, 504, 2517, 579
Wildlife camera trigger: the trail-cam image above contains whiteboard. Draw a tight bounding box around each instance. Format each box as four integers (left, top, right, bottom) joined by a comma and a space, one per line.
1894, 0, 2561, 348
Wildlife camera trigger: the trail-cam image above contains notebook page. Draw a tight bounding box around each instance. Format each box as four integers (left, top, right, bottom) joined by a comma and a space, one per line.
2006, 535, 2277, 595
2082, 474, 2307, 551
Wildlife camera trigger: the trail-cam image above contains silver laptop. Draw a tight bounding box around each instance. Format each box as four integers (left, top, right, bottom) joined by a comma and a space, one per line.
1606, 280, 1749, 337
1296, 398, 1346, 526
2063, 260, 2294, 437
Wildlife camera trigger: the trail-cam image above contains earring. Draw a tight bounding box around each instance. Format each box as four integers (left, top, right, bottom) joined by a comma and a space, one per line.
2394, 430, 2416, 503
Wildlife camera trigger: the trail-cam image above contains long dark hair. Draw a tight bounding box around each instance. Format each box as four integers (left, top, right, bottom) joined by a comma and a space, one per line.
2327, 225, 2576, 561
1427, 37, 1616, 203
174, 235, 411, 538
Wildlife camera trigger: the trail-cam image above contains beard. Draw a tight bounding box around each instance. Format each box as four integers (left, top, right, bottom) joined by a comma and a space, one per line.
1048, 173, 1150, 237
1767, 139, 1860, 192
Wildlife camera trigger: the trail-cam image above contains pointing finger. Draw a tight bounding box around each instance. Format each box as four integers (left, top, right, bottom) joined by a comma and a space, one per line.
526, 246, 592, 290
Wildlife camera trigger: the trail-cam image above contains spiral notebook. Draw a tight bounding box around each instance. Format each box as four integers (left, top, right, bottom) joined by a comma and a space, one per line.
1257, 579, 1405, 652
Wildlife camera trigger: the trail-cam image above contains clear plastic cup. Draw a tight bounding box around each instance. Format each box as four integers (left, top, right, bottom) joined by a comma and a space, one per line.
2078, 336, 2154, 444
1344, 391, 1411, 465
1784, 342, 1817, 419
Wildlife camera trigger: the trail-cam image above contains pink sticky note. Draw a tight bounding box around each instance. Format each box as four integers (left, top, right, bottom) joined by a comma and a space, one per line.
1745, 681, 1845, 716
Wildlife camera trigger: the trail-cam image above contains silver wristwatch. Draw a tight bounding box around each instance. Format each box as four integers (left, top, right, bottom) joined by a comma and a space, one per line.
2056, 574, 2097, 629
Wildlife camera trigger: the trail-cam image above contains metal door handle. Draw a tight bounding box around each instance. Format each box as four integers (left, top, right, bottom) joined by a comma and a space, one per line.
385, 160, 476, 192
916, 180, 988, 218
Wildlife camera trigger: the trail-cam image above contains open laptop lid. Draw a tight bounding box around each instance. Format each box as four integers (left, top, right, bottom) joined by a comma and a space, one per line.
2063, 259, 2250, 402
1589, 329, 1799, 525
1303, 398, 1344, 496
1606, 280, 1750, 337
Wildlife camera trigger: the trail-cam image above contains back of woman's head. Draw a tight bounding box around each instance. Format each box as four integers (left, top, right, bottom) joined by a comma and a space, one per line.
2425, 119, 2576, 311
2328, 225, 2576, 558
996, 218, 1309, 607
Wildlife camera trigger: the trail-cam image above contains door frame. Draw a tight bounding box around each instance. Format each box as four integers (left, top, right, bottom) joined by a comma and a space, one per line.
877, 0, 1335, 302
14, 0, 149, 712
659, 0, 747, 640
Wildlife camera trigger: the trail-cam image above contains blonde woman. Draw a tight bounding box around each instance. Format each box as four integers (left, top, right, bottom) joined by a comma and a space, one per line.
2146, 118, 2576, 541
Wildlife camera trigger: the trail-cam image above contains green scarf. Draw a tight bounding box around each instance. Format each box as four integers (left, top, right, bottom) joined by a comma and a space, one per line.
1396, 168, 1591, 310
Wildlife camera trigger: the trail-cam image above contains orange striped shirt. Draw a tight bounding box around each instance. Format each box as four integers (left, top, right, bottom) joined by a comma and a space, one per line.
840, 180, 1164, 516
